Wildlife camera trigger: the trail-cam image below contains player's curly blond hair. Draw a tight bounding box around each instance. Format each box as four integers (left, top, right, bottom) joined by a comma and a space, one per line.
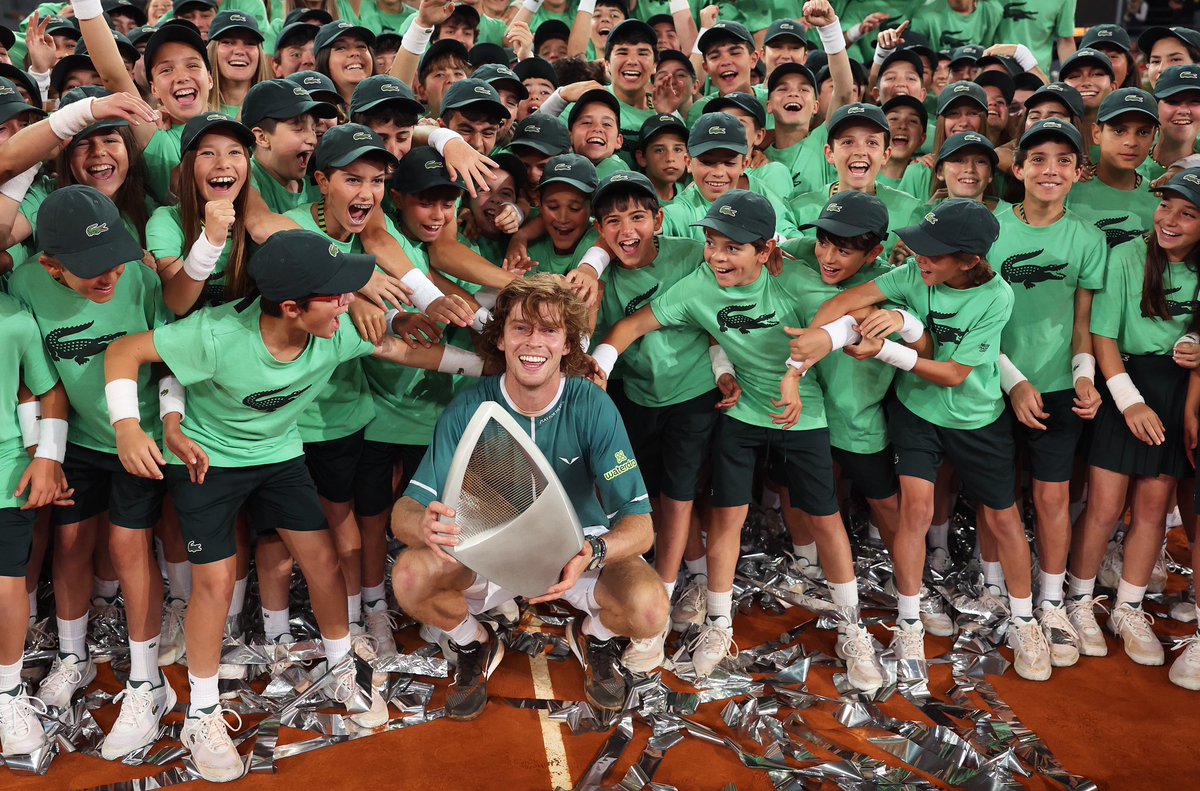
480, 275, 592, 377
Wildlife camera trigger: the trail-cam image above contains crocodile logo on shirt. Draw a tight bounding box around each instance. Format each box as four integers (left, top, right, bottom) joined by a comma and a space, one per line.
928, 310, 966, 345
1002, 2, 1037, 21
623, 284, 658, 316
940, 31, 971, 49
717, 304, 779, 334
1001, 249, 1068, 288
241, 384, 312, 412
1094, 216, 1143, 248
45, 322, 127, 365
1164, 287, 1199, 318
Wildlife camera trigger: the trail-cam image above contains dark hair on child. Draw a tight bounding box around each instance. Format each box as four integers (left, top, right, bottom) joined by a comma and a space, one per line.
1013, 146, 1080, 168
1142, 231, 1200, 321
351, 105, 419, 129
592, 186, 660, 219
419, 51, 470, 82
260, 296, 313, 316
816, 228, 884, 253
445, 105, 507, 127
554, 56, 608, 86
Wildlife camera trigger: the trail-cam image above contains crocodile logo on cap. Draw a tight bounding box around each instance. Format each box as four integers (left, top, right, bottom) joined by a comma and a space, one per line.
719, 205, 737, 217
524, 124, 540, 133
352, 131, 372, 140
610, 173, 630, 180
381, 83, 400, 92
847, 105, 866, 113
1183, 70, 1199, 79
553, 162, 572, 171
230, 13, 246, 21
707, 125, 725, 134
424, 160, 442, 169
1043, 120, 1062, 128
1097, 29, 1112, 36
0, 87, 13, 96
826, 203, 843, 213
1186, 174, 1200, 184
474, 86, 490, 95
964, 133, 983, 143
328, 243, 340, 257
293, 86, 308, 95
207, 113, 225, 121
780, 22, 795, 30
953, 84, 970, 93
1125, 94, 1144, 102
924, 211, 938, 224
304, 76, 320, 84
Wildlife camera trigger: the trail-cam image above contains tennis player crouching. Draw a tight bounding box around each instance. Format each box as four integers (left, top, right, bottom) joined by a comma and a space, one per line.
390, 275, 670, 720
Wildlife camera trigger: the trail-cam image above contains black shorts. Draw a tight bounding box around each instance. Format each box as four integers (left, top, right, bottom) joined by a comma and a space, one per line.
1089, 354, 1191, 479
303, 428, 366, 504
889, 400, 1017, 511
52, 443, 165, 529
712, 416, 838, 516
831, 446, 899, 500
355, 440, 428, 517
1012, 388, 1084, 484
613, 388, 718, 501
166, 457, 327, 564
0, 507, 35, 577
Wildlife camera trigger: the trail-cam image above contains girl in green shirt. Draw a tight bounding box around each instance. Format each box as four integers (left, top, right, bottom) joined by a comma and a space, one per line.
205, 11, 274, 118
899, 81, 988, 202
315, 21, 376, 104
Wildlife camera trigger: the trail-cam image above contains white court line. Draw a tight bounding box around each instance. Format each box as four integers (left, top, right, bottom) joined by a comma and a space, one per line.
528, 625, 572, 789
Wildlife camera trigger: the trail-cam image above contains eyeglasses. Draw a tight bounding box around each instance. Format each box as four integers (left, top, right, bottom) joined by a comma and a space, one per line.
308, 293, 351, 307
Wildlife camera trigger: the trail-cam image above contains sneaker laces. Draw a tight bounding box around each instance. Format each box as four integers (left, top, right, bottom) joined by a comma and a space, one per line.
676, 582, 705, 615
1113, 604, 1157, 642
1170, 632, 1200, 662
40, 658, 84, 698
351, 632, 379, 662
978, 588, 1010, 615
451, 641, 486, 685
887, 622, 925, 654
187, 708, 242, 752
687, 623, 737, 662
839, 623, 875, 660
0, 693, 47, 736
1040, 606, 1079, 640
1012, 618, 1048, 654
111, 683, 157, 729
364, 607, 398, 634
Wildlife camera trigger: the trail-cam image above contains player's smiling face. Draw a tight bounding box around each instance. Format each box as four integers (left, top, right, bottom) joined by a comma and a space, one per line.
1154, 195, 1200, 261
316, 157, 389, 239
1013, 140, 1080, 203
397, 187, 460, 243
194, 130, 249, 202
1159, 95, 1200, 142
69, 129, 130, 199
609, 42, 654, 93
914, 252, 973, 288
825, 124, 890, 191
498, 302, 567, 389
1062, 66, 1112, 110
216, 34, 260, 83
329, 35, 373, 91
150, 42, 213, 122
595, 200, 662, 267
884, 106, 924, 159
815, 236, 879, 286
540, 183, 590, 253
689, 150, 745, 202
703, 228, 768, 288
938, 150, 993, 200
767, 73, 817, 128
703, 41, 756, 94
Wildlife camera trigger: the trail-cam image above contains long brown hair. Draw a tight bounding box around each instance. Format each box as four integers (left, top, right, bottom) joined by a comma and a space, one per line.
178, 134, 253, 301
56, 126, 151, 245
206, 38, 275, 112
1141, 231, 1200, 321
316, 34, 376, 100
480, 275, 593, 377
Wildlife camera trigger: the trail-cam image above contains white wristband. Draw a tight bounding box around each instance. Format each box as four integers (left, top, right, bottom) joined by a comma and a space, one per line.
17, 402, 40, 448
473, 287, 499, 309
1105, 372, 1145, 413
105, 378, 142, 425
30, 70, 51, 104
785, 357, 807, 373
579, 246, 611, 278
0, 164, 40, 204
400, 268, 446, 313
48, 97, 97, 141
874, 339, 918, 371
577, 0, 596, 14
998, 353, 1028, 394
669, 0, 689, 14
692, 27, 709, 55
1175, 332, 1200, 350
427, 127, 463, 156
183, 233, 225, 281
521, 0, 543, 12
34, 418, 68, 463
158, 375, 185, 421
874, 41, 895, 66
384, 307, 402, 335
818, 21, 845, 55
592, 343, 618, 376
401, 23, 434, 56
1071, 352, 1096, 383
709, 344, 734, 382
1012, 44, 1037, 72
500, 201, 525, 226
845, 23, 864, 44
579, 334, 591, 352
894, 309, 924, 343
471, 307, 491, 332
438, 346, 485, 376
820, 315, 861, 351
71, 0, 105, 21
540, 87, 568, 118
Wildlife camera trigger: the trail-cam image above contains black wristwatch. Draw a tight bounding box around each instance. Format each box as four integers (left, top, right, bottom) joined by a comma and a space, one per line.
585, 535, 607, 571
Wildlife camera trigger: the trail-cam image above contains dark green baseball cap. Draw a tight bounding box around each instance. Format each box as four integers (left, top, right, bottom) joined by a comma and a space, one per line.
181, 112, 256, 155
1025, 82, 1084, 120
250, 229, 375, 302
936, 81, 988, 115
0, 65, 40, 110
38, 185, 143, 278
567, 87, 620, 128
767, 62, 816, 93
880, 48, 924, 80
799, 191, 888, 239
314, 123, 399, 170
350, 74, 424, 116
895, 198, 999, 258
513, 56, 559, 87
287, 70, 343, 104
419, 38, 470, 81
1019, 117, 1084, 155
691, 189, 775, 244
144, 20, 210, 73
534, 19, 570, 52
1153, 167, 1200, 207
936, 131, 997, 167
208, 10, 263, 43
509, 112, 570, 156
605, 17, 657, 59
696, 21, 754, 54
539, 153, 598, 194
948, 44, 984, 65
882, 94, 929, 129
49, 54, 97, 97
1081, 23, 1132, 53
0, 77, 47, 126
975, 69, 1014, 104
45, 16, 81, 40
473, 63, 529, 100
704, 91, 766, 130
592, 170, 656, 208
637, 112, 687, 150
391, 146, 466, 194
1097, 87, 1161, 124
127, 25, 157, 47
173, 0, 217, 15
688, 111, 748, 156
1156, 65, 1200, 100
764, 18, 809, 47
314, 20, 376, 56
243, 79, 338, 129
1137, 26, 1200, 59
275, 20, 320, 54
284, 8, 334, 26
60, 85, 124, 142
103, 0, 147, 25
440, 77, 509, 120
1059, 47, 1114, 81
827, 102, 889, 138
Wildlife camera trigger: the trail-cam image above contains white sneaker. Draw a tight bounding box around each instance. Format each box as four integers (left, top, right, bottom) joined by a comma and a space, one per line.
0, 688, 47, 756
324, 659, 390, 728
1170, 580, 1197, 623
350, 622, 379, 663
1008, 617, 1052, 681
36, 653, 97, 709
418, 623, 454, 661
688, 621, 735, 677
836, 623, 883, 693
363, 601, 398, 660
217, 620, 248, 682
927, 547, 952, 575
621, 620, 668, 674
181, 707, 244, 783
101, 674, 177, 760
919, 587, 955, 637
1108, 603, 1164, 666
670, 578, 707, 631
1098, 537, 1124, 590
1148, 541, 1170, 595
159, 598, 187, 666
1066, 595, 1109, 657
888, 620, 927, 663
1168, 633, 1200, 690
1166, 505, 1183, 529
789, 556, 825, 582
1037, 603, 1080, 667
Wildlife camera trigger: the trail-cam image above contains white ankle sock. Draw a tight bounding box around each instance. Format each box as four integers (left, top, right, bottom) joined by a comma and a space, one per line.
1009, 595, 1033, 619
982, 560, 1006, 591
927, 521, 950, 552
663, 578, 676, 598
361, 582, 386, 604
1115, 579, 1146, 609
582, 613, 617, 641
166, 561, 192, 602
0, 661, 21, 692
188, 673, 219, 713
685, 556, 708, 578
347, 593, 362, 624
228, 577, 247, 620
1067, 574, 1095, 599
323, 633, 352, 666
828, 580, 858, 610
445, 615, 486, 646
262, 607, 290, 641
1038, 570, 1066, 605
58, 614, 88, 658
792, 542, 819, 564
897, 593, 920, 622
129, 636, 160, 683
705, 588, 732, 626
93, 576, 119, 600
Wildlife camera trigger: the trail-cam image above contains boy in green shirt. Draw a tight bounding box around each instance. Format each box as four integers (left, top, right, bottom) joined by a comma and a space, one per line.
634, 112, 690, 203
567, 87, 632, 181
911, 0, 1000, 52
763, 62, 826, 193
438, 76, 509, 157
508, 111, 572, 196
526, 153, 602, 277
349, 73, 425, 162
242, 78, 337, 215
704, 91, 792, 199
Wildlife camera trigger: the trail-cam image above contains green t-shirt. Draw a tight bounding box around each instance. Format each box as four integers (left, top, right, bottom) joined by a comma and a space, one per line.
155, 299, 375, 467
7, 262, 169, 453
143, 125, 186, 206
747, 161, 793, 202
661, 182, 798, 243
594, 236, 713, 408
0, 293, 59, 509
1091, 237, 1200, 356
781, 238, 896, 454
897, 162, 934, 203
285, 204, 378, 443
252, 158, 322, 215
146, 205, 232, 309
874, 261, 1014, 430
832, 0, 918, 63
1067, 176, 1160, 251
687, 84, 772, 131
992, 206, 1108, 393
650, 263, 827, 432
994, 0, 1076, 73
527, 227, 600, 276
462, 232, 509, 267
910, 0, 1002, 51
790, 183, 923, 260
764, 124, 831, 195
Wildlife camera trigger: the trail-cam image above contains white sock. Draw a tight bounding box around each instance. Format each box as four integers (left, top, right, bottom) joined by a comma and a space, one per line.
188, 672, 219, 713
361, 582, 386, 604
129, 636, 160, 683
1115, 578, 1147, 609
445, 615, 486, 646
27, 589, 36, 622
93, 576, 119, 600
166, 561, 192, 602
323, 633, 352, 666
262, 607, 290, 641
1038, 570, 1066, 606
982, 560, 1006, 592
228, 577, 247, 620
1009, 595, 1033, 619
58, 614, 88, 658
927, 521, 950, 552
867, 522, 881, 542
347, 593, 362, 624
0, 661, 22, 692
1067, 574, 1095, 600
828, 580, 858, 610
663, 578, 676, 598
897, 593, 920, 622
685, 556, 708, 578
791, 542, 819, 564
705, 588, 732, 627
582, 613, 617, 641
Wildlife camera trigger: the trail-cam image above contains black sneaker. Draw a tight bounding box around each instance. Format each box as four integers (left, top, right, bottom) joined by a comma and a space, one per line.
444, 629, 504, 721
567, 621, 627, 711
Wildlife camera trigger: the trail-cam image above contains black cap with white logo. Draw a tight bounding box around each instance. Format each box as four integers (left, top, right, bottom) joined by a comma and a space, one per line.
38, 185, 144, 278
